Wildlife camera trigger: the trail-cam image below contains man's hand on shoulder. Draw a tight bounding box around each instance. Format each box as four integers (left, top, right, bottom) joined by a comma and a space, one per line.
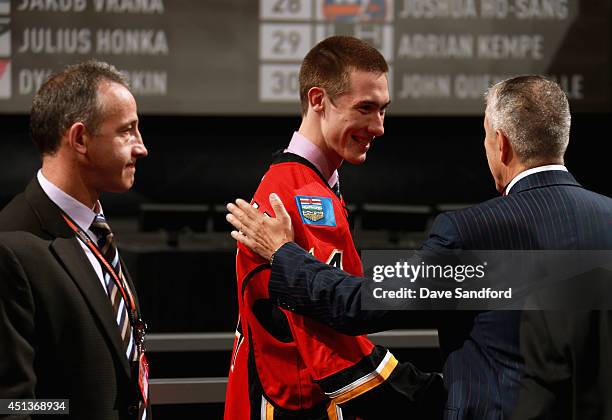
226, 193, 294, 262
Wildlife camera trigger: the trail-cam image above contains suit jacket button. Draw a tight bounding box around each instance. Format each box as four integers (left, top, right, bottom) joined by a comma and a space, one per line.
128, 404, 139, 416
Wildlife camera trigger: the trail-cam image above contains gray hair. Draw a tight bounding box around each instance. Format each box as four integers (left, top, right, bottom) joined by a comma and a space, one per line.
485, 75, 570, 165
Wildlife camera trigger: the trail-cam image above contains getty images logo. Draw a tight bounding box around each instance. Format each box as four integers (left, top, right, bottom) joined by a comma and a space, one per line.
0, 0, 10, 99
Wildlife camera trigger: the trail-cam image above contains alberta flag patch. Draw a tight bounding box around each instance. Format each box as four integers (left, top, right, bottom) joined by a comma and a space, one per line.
295, 196, 336, 227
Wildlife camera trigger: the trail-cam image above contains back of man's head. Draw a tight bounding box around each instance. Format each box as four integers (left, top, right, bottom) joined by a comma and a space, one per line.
485, 75, 570, 165
299, 36, 388, 116
30, 60, 129, 156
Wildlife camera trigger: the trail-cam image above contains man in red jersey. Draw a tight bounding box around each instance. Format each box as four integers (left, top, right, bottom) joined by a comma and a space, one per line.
224, 36, 443, 419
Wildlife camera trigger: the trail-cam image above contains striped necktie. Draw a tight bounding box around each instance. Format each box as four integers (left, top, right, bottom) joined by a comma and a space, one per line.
90, 214, 138, 363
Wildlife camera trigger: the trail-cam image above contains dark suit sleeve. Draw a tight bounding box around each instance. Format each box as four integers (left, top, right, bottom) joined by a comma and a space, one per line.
0, 243, 36, 420
421, 213, 462, 252
269, 241, 385, 335
269, 214, 462, 335
511, 308, 571, 419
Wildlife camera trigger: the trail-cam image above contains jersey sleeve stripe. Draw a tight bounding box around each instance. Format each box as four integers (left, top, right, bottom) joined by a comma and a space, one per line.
260, 396, 274, 420
326, 402, 342, 420
324, 350, 398, 403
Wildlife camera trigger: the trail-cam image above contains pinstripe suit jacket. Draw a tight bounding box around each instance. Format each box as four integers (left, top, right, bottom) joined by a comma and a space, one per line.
268, 170, 612, 419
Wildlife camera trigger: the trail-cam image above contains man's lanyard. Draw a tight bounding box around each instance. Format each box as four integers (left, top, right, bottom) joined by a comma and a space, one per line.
60, 212, 146, 350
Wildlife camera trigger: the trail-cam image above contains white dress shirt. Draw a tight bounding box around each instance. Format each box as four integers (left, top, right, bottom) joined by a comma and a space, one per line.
505, 164, 568, 195
37, 170, 108, 292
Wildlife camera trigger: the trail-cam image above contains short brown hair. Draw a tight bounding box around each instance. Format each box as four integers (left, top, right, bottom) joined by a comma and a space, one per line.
299, 36, 388, 116
30, 60, 129, 156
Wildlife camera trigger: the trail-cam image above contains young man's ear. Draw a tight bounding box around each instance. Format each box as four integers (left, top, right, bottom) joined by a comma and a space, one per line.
67, 122, 89, 155
307, 87, 325, 113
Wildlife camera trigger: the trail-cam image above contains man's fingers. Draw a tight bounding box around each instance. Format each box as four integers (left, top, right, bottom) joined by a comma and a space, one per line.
227, 201, 256, 231
230, 230, 247, 243
235, 198, 260, 219
269, 193, 291, 223
234, 198, 269, 231
225, 213, 242, 231
227, 196, 282, 261
226, 209, 256, 237
230, 230, 270, 260
231, 229, 254, 247
227, 202, 245, 221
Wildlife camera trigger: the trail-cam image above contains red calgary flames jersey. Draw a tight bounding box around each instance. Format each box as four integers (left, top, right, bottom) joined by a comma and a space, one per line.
224, 155, 399, 419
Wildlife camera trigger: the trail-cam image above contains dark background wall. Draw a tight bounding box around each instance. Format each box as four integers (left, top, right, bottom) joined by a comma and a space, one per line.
2, 113, 610, 213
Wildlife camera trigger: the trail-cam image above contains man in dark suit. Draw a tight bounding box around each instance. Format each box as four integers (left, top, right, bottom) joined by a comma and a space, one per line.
0, 61, 149, 419
226, 75, 612, 418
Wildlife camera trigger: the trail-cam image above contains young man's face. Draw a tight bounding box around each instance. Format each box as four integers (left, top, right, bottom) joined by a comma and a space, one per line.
86, 81, 148, 193
321, 70, 389, 165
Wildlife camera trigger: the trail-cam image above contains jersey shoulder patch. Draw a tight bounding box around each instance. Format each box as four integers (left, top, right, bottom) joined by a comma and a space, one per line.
295, 195, 336, 227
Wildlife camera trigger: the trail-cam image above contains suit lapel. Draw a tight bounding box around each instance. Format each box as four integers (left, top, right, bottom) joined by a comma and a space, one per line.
25, 178, 132, 375
50, 238, 132, 374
